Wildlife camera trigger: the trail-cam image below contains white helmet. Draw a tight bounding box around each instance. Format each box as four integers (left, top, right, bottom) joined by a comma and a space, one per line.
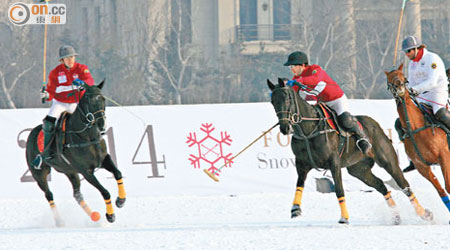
401, 36, 421, 51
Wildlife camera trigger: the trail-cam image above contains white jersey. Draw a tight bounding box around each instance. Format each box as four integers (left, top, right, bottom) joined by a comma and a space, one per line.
408, 48, 447, 94
407, 48, 448, 113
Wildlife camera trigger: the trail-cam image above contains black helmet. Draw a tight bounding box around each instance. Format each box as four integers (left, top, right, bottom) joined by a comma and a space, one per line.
284, 51, 308, 66
59, 45, 78, 60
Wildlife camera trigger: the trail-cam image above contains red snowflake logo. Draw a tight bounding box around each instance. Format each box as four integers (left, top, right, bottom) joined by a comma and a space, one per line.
186, 123, 233, 176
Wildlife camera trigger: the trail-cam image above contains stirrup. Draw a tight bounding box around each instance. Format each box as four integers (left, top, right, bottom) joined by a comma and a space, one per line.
356, 138, 372, 154
32, 154, 43, 170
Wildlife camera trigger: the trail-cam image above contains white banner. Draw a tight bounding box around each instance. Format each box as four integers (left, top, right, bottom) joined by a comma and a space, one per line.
0, 100, 408, 198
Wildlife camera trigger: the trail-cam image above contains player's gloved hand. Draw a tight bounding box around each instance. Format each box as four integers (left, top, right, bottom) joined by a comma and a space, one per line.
409, 88, 419, 96
286, 80, 296, 86
40, 90, 49, 100
72, 79, 86, 87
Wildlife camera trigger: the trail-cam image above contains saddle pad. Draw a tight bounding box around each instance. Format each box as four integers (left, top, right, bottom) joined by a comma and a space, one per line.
318, 103, 338, 132
37, 130, 44, 153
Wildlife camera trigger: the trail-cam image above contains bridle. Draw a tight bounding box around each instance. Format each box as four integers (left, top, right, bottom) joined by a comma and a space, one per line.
272, 86, 336, 169
386, 72, 408, 99
273, 86, 331, 127
274, 86, 301, 124
68, 91, 106, 134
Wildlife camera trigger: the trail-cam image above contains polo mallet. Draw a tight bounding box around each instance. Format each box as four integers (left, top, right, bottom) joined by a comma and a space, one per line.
203, 122, 279, 182
41, 0, 51, 103
392, 0, 408, 67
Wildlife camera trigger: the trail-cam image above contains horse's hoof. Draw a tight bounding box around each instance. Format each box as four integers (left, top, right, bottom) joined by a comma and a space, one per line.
421, 209, 433, 221
106, 213, 116, 223
55, 219, 65, 227
291, 204, 302, 218
116, 197, 126, 208
392, 214, 401, 225
338, 217, 349, 224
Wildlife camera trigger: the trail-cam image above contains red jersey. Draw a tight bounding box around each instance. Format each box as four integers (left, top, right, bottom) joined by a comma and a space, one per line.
292, 65, 344, 102
46, 62, 94, 103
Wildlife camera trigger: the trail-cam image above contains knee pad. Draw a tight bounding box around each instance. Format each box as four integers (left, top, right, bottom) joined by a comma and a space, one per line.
338, 112, 356, 129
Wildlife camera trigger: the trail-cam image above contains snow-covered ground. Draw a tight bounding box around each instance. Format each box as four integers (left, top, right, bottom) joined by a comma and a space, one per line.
1, 173, 449, 250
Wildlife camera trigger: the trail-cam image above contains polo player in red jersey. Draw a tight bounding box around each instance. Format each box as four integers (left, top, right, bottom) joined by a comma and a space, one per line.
32, 45, 94, 169
284, 51, 372, 155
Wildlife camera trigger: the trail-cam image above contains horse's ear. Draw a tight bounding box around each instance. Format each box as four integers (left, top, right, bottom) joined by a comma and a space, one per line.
267, 79, 275, 91
398, 63, 403, 71
384, 71, 389, 76
277, 78, 286, 87
97, 79, 105, 89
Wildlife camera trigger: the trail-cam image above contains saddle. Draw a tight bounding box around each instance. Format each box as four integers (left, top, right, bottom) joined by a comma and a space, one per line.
417, 102, 450, 135
314, 102, 360, 157
315, 102, 353, 137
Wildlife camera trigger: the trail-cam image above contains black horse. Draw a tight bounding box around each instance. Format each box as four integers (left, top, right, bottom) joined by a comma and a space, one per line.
268, 78, 431, 224
25, 80, 126, 226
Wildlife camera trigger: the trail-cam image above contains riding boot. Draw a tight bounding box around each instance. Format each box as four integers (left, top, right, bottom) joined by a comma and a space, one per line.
338, 112, 372, 155
394, 118, 405, 142
402, 161, 416, 173
435, 108, 450, 131
31, 116, 56, 170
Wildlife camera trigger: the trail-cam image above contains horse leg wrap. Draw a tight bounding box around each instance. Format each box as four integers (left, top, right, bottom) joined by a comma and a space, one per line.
48, 200, 64, 227
408, 193, 426, 216
104, 199, 116, 223
105, 199, 114, 215
384, 191, 397, 208
441, 196, 450, 212
338, 197, 349, 220
117, 179, 126, 199
79, 200, 93, 216
293, 187, 303, 206
48, 200, 56, 209
74, 192, 93, 216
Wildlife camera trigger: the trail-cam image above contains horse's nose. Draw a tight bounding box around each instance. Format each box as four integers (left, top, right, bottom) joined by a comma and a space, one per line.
280, 123, 292, 135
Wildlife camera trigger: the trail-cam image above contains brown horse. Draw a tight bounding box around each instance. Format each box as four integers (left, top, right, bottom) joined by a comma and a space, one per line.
385, 64, 450, 221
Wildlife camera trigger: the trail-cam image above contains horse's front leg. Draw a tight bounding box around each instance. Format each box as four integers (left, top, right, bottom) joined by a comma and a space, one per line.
65, 173, 101, 222
80, 169, 115, 223
329, 158, 349, 224
291, 158, 311, 218
102, 154, 126, 208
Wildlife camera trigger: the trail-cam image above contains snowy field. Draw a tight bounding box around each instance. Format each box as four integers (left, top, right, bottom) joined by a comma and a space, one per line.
1, 170, 449, 250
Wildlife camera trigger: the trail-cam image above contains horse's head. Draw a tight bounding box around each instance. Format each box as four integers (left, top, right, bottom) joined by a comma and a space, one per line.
267, 78, 298, 135
77, 80, 106, 133
385, 64, 409, 99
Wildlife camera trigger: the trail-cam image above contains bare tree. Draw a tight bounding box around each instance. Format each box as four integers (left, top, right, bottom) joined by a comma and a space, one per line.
151, 0, 196, 104
0, 21, 37, 108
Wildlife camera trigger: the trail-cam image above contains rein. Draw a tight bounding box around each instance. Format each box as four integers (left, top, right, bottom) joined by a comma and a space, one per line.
62, 92, 106, 149
274, 87, 336, 169
398, 97, 433, 165
388, 77, 434, 165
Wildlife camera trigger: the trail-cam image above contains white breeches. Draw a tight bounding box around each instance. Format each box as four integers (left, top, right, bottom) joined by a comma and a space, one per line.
325, 94, 350, 115
416, 91, 448, 114
47, 99, 77, 119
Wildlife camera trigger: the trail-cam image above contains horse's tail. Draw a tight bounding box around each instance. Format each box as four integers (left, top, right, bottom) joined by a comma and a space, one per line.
25, 125, 42, 168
